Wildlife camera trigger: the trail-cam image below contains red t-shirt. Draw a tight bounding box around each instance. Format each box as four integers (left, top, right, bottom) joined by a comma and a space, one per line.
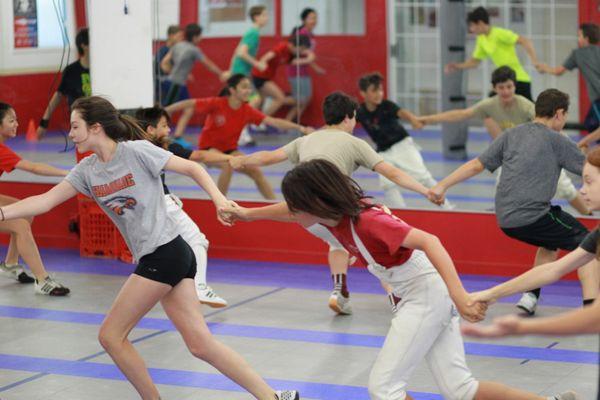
325, 207, 414, 268
196, 97, 266, 152
0, 143, 22, 176
251, 41, 292, 80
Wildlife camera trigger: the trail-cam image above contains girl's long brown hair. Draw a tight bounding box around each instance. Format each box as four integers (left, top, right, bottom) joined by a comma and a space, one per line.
71, 96, 153, 143
281, 159, 373, 221
586, 147, 600, 259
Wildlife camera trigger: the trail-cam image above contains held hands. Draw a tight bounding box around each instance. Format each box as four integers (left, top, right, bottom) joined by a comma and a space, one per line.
219, 70, 232, 82
461, 314, 522, 338
229, 156, 246, 171
535, 63, 549, 74
426, 184, 446, 206
216, 200, 239, 226
410, 119, 424, 130
455, 293, 488, 323
218, 201, 250, 225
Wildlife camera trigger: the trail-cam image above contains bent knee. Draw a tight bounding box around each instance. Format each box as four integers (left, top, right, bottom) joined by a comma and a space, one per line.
440, 378, 479, 400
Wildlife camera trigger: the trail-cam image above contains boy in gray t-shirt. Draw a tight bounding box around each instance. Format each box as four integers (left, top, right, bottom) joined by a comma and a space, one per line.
537, 23, 600, 148
431, 89, 597, 315
161, 23, 229, 107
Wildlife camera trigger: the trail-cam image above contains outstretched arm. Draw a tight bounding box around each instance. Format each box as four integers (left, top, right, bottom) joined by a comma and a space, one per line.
189, 150, 232, 164
164, 155, 232, 225
263, 116, 312, 135
470, 248, 595, 304
431, 158, 485, 199
15, 160, 68, 177
537, 64, 567, 76
402, 229, 486, 322
419, 108, 474, 125
463, 299, 600, 338
37, 91, 64, 137
229, 148, 288, 170
165, 99, 196, 115
517, 35, 539, 66
1, 180, 78, 221
373, 161, 430, 198
223, 201, 296, 223
445, 58, 481, 74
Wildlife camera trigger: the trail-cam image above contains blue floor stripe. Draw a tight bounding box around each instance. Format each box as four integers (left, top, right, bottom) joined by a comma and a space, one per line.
0, 353, 442, 399
0, 305, 596, 365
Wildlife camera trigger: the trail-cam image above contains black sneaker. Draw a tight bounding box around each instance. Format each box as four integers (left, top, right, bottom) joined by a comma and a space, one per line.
17, 271, 35, 284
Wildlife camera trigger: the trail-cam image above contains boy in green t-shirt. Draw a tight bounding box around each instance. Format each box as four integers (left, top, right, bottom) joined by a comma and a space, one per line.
230, 5, 269, 76
445, 6, 539, 100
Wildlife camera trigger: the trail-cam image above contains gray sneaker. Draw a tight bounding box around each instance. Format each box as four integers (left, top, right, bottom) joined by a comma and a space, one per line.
516, 292, 538, 316
275, 390, 299, 400
0, 262, 34, 283
549, 390, 580, 400
328, 290, 352, 315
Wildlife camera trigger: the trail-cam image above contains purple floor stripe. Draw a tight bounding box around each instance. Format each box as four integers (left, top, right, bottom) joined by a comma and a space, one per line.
0, 305, 596, 365
0, 353, 441, 399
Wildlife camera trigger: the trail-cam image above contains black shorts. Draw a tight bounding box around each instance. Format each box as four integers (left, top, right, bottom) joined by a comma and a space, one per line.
134, 235, 196, 286
252, 76, 268, 90
501, 206, 589, 251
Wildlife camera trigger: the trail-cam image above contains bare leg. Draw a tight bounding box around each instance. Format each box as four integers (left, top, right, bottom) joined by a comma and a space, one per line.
98, 274, 171, 400
577, 259, 600, 300
173, 105, 195, 139
474, 381, 545, 400
5, 234, 19, 265
208, 149, 233, 195
161, 279, 277, 399
0, 219, 49, 281
260, 82, 295, 117
231, 150, 276, 200
328, 249, 349, 276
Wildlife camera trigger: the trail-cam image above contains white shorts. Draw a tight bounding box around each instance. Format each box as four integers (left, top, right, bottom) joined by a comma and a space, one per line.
164, 194, 209, 262
367, 251, 479, 400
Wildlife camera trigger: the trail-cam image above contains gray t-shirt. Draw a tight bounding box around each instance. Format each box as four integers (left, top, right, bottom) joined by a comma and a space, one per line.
282, 129, 384, 176
169, 41, 205, 85
479, 122, 584, 228
66, 140, 180, 261
580, 229, 600, 254
563, 46, 600, 101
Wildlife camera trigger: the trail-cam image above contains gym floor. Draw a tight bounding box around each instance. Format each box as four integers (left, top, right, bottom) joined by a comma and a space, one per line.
0, 127, 596, 399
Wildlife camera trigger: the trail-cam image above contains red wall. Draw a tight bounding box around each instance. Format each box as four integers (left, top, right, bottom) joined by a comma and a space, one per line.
1, 181, 595, 280
1, 0, 387, 132
578, 0, 600, 122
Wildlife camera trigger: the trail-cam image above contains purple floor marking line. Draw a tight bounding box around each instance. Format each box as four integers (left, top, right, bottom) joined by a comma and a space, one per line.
13, 246, 583, 308
0, 305, 596, 365
0, 353, 442, 399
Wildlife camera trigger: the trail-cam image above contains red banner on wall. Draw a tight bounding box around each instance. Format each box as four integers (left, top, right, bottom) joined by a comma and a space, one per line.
13, 0, 38, 48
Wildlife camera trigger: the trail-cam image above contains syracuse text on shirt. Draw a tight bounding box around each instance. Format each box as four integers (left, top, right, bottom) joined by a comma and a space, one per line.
92, 173, 136, 197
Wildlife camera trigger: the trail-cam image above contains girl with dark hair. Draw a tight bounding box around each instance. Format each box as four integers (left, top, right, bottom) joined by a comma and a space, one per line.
464, 146, 600, 335
286, 8, 325, 122
0, 103, 70, 295
135, 106, 230, 307
273, 159, 576, 400
166, 74, 312, 199
0, 96, 299, 400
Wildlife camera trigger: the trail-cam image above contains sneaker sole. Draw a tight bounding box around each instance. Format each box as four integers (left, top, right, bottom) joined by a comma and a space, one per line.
516, 305, 536, 316
199, 299, 228, 308
328, 296, 352, 315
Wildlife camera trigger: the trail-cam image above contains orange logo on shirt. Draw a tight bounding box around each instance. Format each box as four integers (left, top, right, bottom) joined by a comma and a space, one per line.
92, 173, 135, 197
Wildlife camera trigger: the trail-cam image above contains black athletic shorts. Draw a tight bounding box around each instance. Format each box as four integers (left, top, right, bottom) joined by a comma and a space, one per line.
134, 235, 196, 286
501, 205, 589, 251
252, 76, 268, 90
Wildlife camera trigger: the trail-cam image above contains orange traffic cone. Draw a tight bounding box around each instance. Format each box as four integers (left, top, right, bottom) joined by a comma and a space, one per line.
25, 119, 37, 142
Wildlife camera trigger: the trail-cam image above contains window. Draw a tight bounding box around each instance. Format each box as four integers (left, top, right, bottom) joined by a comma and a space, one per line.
198, 0, 275, 37
152, 0, 180, 40
0, 0, 77, 73
282, 0, 365, 36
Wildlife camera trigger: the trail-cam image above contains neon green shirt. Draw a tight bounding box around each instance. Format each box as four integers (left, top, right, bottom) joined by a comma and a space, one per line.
472, 26, 530, 83
231, 27, 260, 76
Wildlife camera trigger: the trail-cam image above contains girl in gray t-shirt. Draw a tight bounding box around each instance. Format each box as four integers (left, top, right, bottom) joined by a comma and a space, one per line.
0, 96, 299, 400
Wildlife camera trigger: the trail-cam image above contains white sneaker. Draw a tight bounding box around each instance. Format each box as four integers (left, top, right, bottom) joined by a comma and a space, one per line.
196, 283, 227, 308
34, 276, 70, 296
549, 390, 580, 400
328, 290, 352, 315
275, 390, 300, 400
516, 292, 538, 315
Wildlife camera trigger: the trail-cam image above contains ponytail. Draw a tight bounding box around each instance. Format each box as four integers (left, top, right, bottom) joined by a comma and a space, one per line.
118, 114, 154, 142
